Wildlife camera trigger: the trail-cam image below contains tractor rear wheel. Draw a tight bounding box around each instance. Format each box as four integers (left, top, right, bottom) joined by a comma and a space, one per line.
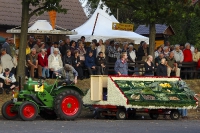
39, 110, 57, 120
1, 100, 18, 120
18, 102, 38, 121
54, 90, 82, 120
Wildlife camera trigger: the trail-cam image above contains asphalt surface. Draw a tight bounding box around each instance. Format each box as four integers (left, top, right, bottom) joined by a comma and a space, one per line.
0, 116, 200, 133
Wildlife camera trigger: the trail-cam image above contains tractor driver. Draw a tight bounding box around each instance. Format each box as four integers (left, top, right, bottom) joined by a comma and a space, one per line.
0, 68, 18, 94
55, 64, 78, 86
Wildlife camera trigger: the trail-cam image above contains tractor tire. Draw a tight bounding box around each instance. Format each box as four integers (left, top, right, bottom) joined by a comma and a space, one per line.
116, 109, 127, 120
39, 110, 57, 120
1, 100, 18, 120
170, 109, 180, 120
18, 101, 38, 121
54, 90, 82, 120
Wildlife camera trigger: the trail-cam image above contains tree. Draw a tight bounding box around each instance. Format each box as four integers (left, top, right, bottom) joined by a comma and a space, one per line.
18, 0, 67, 85
88, 0, 195, 57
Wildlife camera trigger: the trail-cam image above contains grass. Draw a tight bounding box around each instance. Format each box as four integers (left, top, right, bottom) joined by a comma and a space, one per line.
0, 78, 200, 119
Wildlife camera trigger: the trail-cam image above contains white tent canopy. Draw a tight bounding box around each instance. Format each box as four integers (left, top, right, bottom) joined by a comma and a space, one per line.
7, 20, 77, 35
69, 2, 149, 44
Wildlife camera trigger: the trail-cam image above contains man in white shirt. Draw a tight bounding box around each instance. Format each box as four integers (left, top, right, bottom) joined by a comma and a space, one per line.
172, 44, 184, 63
128, 44, 137, 62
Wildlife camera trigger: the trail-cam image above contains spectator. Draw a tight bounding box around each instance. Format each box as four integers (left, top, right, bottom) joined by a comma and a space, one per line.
165, 41, 170, 46
0, 68, 18, 94
144, 55, 154, 76
107, 40, 117, 63
105, 39, 110, 57
62, 50, 73, 66
81, 36, 86, 47
33, 39, 45, 54
114, 52, 128, 75
50, 42, 61, 55
166, 52, 180, 77
70, 40, 76, 56
96, 39, 105, 57
156, 58, 167, 76
173, 44, 184, 63
60, 38, 71, 56
155, 46, 162, 58
96, 52, 107, 75
170, 45, 174, 52
193, 47, 200, 62
2, 38, 11, 56
28, 36, 35, 48
155, 53, 164, 67
55, 64, 78, 86
180, 44, 185, 51
48, 48, 63, 77
38, 49, 49, 79
121, 42, 129, 54
163, 46, 170, 57
137, 41, 149, 61
26, 48, 38, 78
127, 44, 137, 63
12, 50, 18, 74
0, 48, 15, 73
9, 38, 16, 58
86, 39, 97, 58
26, 42, 31, 55
114, 42, 122, 59
85, 51, 100, 75
183, 43, 192, 62
183, 43, 193, 79
77, 41, 86, 61
59, 40, 64, 47
179, 109, 188, 119
72, 50, 84, 80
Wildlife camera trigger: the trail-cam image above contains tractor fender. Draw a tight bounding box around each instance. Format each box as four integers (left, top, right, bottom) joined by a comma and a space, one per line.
54, 85, 84, 96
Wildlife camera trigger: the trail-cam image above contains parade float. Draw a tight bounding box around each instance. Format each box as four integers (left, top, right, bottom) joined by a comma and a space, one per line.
83, 75, 198, 120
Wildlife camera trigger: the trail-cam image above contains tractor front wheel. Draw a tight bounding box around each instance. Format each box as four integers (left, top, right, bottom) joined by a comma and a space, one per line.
1, 100, 18, 120
18, 102, 38, 121
54, 90, 82, 120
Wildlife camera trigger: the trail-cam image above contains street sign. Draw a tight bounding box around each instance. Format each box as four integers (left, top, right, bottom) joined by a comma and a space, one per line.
112, 22, 134, 31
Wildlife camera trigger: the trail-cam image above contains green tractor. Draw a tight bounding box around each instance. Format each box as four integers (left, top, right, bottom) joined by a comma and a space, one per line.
1, 76, 84, 121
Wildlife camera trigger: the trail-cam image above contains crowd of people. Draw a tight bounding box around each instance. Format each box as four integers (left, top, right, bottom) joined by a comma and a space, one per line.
0, 36, 199, 96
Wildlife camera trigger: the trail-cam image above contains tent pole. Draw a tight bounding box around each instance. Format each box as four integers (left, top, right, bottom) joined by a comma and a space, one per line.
92, 13, 99, 35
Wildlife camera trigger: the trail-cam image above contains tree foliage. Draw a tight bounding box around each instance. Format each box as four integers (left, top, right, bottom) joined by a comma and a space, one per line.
88, 0, 198, 57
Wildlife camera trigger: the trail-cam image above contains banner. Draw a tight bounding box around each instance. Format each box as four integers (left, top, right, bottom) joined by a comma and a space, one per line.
112, 22, 133, 31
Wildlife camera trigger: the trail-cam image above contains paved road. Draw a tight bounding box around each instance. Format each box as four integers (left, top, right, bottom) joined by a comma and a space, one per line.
0, 117, 199, 133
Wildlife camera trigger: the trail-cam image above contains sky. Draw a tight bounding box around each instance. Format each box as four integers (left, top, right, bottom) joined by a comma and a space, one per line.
79, 0, 89, 17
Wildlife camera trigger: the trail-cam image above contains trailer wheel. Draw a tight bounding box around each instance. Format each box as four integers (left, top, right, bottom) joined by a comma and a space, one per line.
170, 110, 180, 120
39, 110, 57, 120
1, 100, 18, 120
116, 109, 127, 120
54, 90, 82, 120
18, 102, 38, 121
149, 113, 159, 120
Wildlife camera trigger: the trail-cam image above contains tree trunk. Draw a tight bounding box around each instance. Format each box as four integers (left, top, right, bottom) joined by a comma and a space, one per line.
149, 23, 156, 59
17, 1, 30, 86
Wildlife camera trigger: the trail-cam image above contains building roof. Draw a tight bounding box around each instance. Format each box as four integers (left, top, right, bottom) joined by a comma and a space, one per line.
0, 0, 87, 30
135, 24, 175, 36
